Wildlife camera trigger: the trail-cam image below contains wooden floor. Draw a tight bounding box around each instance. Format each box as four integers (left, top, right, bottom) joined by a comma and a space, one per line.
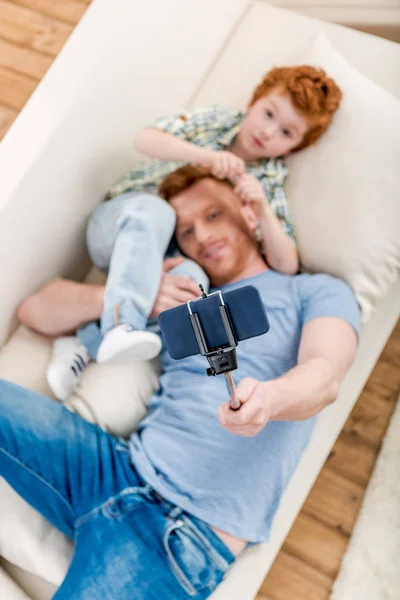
1, 2, 399, 598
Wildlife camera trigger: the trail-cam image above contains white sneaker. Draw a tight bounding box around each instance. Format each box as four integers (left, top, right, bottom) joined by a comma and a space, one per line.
96, 324, 162, 365
46, 336, 90, 401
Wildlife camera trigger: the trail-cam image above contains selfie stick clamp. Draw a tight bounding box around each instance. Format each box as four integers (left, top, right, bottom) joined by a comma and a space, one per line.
187, 284, 242, 411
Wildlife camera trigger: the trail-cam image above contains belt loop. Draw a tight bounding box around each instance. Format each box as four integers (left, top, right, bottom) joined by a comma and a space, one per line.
168, 506, 182, 520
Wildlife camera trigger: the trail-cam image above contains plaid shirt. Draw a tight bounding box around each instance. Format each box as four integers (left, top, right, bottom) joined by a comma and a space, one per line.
106, 105, 295, 241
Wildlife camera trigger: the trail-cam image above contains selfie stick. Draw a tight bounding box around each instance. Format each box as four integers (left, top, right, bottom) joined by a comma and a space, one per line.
187, 285, 242, 411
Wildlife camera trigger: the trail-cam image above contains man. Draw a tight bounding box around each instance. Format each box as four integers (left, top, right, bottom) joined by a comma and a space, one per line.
1, 166, 359, 599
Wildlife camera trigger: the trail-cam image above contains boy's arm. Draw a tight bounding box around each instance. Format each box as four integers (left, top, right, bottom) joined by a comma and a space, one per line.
258, 202, 299, 274
135, 127, 211, 164
135, 128, 244, 179
234, 174, 299, 274
218, 316, 358, 437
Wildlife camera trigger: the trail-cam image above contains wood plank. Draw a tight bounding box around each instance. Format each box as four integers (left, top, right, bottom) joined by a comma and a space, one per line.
0, 64, 37, 109
379, 319, 400, 368
0, 102, 17, 139
260, 549, 332, 600
9, 0, 87, 25
282, 512, 348, 579
363, 359, 400, 402
302, 468, 364, 536
0, 37, 52, 78
0, 0, 73, 56
348, 24, 400, 43
326, 431, 377, 488
342, 386, 398, 450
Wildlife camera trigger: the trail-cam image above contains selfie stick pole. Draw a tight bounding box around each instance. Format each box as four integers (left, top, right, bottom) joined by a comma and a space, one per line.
187, 285, 242, 411
224, 372, 242, 411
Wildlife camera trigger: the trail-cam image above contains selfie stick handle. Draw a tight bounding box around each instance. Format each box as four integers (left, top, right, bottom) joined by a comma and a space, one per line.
225, 372, 242, 411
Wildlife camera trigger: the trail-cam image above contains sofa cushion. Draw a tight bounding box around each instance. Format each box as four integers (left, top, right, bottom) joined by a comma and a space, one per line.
285, 31, 400, 323
193, 10, 400, 323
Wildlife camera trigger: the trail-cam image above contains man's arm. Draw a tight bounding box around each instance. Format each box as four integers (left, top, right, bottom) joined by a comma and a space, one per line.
218, 317, 358, 437
17, 259, 200, 337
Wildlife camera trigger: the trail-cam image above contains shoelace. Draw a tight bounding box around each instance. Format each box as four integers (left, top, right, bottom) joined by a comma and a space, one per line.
70, 352, 87, 377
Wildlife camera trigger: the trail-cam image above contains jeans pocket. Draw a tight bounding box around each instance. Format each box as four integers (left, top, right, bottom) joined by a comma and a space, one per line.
163, 518, 221, 597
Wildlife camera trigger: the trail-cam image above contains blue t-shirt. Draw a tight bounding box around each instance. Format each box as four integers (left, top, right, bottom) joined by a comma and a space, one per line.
129, 270, 360, 542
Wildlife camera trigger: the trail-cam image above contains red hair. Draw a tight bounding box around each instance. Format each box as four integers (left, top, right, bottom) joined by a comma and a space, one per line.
249, 65, 342, 150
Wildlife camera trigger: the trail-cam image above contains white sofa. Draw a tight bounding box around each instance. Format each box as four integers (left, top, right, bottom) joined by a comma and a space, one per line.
0, 1, 399, 598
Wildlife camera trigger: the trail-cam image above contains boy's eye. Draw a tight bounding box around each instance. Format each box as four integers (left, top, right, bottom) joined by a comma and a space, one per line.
282, 128, 292, 138
266, 110, 273, 119
208, 211, 220, 220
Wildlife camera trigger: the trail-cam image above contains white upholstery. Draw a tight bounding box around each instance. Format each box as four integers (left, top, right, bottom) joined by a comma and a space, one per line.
0, 1, 399, 599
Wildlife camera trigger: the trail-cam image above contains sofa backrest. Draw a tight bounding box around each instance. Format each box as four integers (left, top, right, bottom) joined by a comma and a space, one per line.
0, 0, 399, 345
0, 0, 249, 345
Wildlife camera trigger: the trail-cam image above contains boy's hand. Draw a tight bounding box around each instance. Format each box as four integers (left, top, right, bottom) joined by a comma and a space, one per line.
201, 150, 245, 180
234, 174, 267, 217
217, 377, 277, 437
149, 257, 200, 318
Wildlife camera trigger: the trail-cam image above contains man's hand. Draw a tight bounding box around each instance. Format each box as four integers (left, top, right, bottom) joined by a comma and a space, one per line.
234, 174, 267, 217
201, 150, 245, 181
149, 257, 200, 318
218, 377, 276, 437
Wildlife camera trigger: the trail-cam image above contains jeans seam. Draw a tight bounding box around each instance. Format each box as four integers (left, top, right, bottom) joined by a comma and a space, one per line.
0, 447, 73, 512
163, 521, 197, 596
181, 515, 231, 572
75, 485, 152, 527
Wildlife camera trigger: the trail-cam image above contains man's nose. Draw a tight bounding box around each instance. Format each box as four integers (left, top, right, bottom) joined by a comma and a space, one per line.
195, 222, 212, 244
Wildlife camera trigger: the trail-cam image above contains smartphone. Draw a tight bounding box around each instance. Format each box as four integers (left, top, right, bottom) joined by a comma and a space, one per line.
158, 285, 270, 360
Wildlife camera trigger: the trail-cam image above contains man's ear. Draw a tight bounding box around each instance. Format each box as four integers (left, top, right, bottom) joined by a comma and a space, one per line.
240, 205, 259, 233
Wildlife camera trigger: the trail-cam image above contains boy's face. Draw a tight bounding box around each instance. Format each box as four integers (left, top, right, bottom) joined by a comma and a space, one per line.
235, 90, 310, 160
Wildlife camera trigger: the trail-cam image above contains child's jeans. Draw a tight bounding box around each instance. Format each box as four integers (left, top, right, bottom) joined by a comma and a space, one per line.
77, 192, 209, 359
0, 379, 235, 599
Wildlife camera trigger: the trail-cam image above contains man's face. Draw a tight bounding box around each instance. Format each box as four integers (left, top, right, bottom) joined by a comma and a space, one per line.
170, 179, 259, 286
235, 90, 310, 160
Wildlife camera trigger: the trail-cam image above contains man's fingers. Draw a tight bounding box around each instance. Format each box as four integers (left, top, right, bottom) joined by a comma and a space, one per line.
236, 377, 259, 403
163, 256, 185, 272
166, 287, 198, 305
217, 401, 262, 436
167, 275, 201, 296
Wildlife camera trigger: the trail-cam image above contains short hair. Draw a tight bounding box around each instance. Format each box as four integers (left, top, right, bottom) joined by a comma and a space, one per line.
249, 65, 342, 151
159, 165, 232, 201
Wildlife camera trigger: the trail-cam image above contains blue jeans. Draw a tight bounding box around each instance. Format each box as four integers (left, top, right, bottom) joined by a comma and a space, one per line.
0, 379, 235, 599
78, 192, 209, 359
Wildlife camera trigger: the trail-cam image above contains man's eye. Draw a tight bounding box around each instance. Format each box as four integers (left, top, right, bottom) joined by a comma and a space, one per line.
208, 211, 220, 220
181, 227, 193, 238
282, 128, 292, 138
266, 110, 273, 119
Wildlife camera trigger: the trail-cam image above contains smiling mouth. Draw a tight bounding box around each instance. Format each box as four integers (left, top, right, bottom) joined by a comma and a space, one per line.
202, 243, 227, 261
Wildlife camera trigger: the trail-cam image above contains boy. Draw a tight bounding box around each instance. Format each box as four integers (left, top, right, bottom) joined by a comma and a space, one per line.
46, 65, 342, 401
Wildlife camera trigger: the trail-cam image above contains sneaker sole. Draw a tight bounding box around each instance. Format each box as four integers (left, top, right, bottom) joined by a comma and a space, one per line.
97, 337, 162, 365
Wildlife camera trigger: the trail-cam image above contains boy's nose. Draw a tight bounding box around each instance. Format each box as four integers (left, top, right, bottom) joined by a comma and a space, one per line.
262, 121, 279, 139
